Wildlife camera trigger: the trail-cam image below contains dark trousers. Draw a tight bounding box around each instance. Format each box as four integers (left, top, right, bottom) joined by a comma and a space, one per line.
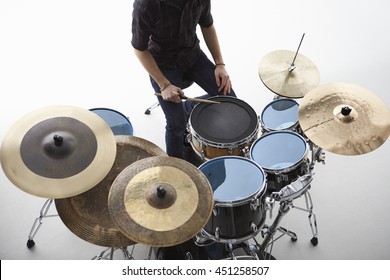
150, 50, 236, 158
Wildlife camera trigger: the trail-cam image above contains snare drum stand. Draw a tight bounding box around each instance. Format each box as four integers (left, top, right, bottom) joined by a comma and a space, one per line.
27, 198, 58, 248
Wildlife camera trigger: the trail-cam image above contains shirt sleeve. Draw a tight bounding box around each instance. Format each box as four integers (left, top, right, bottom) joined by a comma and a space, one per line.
198, 0, 213, 28
131, 0, 153, 51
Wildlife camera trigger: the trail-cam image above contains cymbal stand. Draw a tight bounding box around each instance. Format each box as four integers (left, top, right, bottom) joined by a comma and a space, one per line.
92, 246, 135, 260
289, 33, 305, 72
27, 198, 58, 249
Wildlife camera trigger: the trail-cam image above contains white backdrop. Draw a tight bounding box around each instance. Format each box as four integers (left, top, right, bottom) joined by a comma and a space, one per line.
1, 0, 390, 260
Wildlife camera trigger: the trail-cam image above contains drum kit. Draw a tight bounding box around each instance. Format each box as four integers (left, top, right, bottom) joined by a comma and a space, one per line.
1, 37, 390, 260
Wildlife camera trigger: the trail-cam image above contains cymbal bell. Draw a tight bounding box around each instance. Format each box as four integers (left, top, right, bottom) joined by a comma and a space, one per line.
259, 50, 320, 98
0, 105, 116, 198
108, 156, 214, 247
298, 83, 390, 155
55, 135, 167, 247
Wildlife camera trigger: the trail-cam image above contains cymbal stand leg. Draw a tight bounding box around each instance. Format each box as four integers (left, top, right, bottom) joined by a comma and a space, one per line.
259, 201, 291, 253
144, 102, 160, 115
146, 247, 154, 260
92, 248, 111, 260
291, 190, 319, 246
119, 246, 134, 260
92, 247, 135, 260
27, 198, 58, 248
121, 246, 135, 260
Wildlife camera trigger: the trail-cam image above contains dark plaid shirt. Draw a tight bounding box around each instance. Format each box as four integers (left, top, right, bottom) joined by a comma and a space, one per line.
131, 0, 213, 70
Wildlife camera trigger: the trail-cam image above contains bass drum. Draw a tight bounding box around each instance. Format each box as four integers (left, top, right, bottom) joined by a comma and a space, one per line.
188, 96, 259, 160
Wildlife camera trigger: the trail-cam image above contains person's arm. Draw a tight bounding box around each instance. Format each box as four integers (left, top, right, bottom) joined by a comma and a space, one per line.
133, 48, 184, 103
201, 24, 232, 95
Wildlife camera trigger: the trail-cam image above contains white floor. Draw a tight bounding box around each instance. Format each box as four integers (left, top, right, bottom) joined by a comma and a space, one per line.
1, 0, 390, 262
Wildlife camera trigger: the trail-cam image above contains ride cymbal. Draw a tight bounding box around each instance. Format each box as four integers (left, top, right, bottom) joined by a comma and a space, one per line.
0, 105, 116, 198
298, 83, 390, 155
259, 50, 320, 98
108, 156, 214, 247
55, 136, 167, 247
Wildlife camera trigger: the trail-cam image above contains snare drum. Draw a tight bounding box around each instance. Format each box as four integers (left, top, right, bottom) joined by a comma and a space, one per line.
198, 156, 266, 243
188, 96, 259, 160
260, 98, 299, 132
91, 108, 133, 136
250, 131, 309, 193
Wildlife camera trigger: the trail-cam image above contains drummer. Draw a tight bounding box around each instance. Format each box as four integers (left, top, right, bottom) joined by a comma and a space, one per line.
131, 0, 236, 160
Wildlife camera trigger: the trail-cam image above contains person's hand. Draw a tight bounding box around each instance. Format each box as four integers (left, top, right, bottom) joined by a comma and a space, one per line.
215, 65, 232, 95
160, 83, 184, 103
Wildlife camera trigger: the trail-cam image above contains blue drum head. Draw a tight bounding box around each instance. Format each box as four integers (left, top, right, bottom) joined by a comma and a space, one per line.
91, 108, 133, 136
199, 156, 265, 203
261, 99, 298, 131
250, 131, 307, 171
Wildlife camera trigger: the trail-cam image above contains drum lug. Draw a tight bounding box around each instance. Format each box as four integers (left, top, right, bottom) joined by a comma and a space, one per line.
228, 147, 233, 155
215, 227, 221, 240
250, 199, 259, 210
212, 206, 219, 216
242, 146, 250, 157
185, 252, 193, 260
185, 131, 192, 143
251, 222, 258, 233
200, 144, 206, 160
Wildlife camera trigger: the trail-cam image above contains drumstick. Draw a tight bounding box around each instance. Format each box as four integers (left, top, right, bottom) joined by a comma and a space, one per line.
154, 93, 221, 104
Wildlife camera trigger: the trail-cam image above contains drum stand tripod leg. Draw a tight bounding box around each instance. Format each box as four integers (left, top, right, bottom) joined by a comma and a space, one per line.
27, 198, 58, 249
144, 102, 160, 115
92, 246, 135, 260
291, 190, 319, 246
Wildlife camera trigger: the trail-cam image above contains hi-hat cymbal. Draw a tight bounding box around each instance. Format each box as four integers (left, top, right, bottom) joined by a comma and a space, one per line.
55, 135, 167, 247
0, 105, 116, 198
108, 156, 214, 247
259, 50, 320, 98
298, 83, 390, 155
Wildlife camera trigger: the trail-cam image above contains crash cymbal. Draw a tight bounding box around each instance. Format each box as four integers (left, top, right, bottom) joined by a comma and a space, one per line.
299, 83, 390, 155
55, 135, 167, 247
0, 105, 116, 198
108, 156, 213, 247
259, 50, 320, 98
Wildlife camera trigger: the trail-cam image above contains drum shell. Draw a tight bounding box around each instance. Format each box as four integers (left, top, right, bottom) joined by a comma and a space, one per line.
190, 135, 256, 159
204, 197, 266, 241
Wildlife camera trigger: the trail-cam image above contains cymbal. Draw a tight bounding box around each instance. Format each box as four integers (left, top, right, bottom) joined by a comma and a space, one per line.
108, 156, 214, 247
55, 135, 167, 247
0, 105, 116, 198
258, 50, 320, 98
298, 83, 390, 155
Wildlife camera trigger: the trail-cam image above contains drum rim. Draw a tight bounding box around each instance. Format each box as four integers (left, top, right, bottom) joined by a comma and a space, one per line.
188, 96, 259, 144
250, 130, 308, 173
198, 155, 266, 205
260, 98, 299, 131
